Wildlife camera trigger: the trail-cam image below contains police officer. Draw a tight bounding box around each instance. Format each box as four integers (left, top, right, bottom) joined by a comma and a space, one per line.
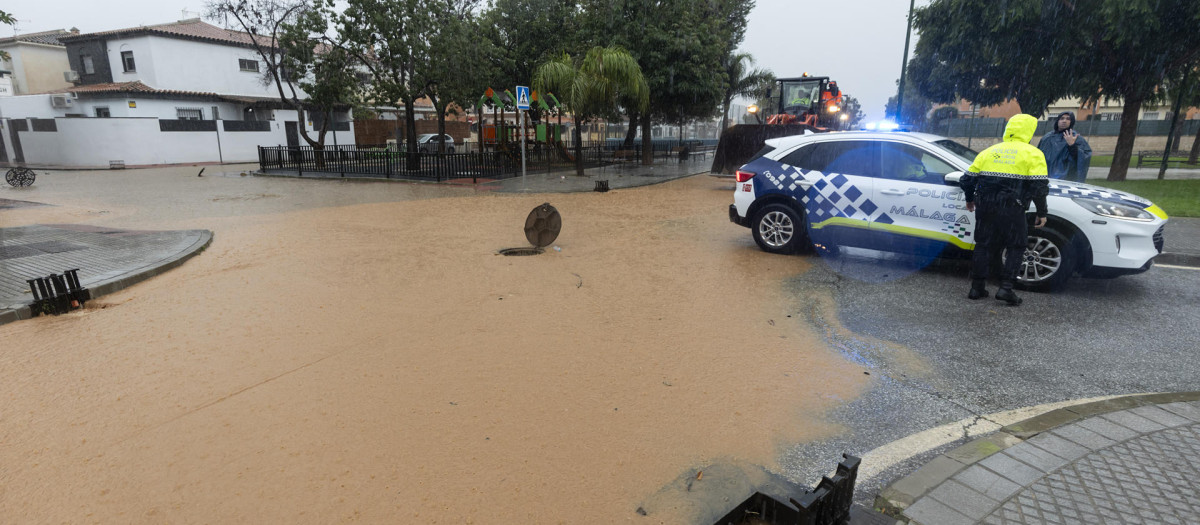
960, 114, 1050, 306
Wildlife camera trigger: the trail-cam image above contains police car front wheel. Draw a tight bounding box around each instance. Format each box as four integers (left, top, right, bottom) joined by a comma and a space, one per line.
752, 204, 808, 255
1010, 226, 1076, 292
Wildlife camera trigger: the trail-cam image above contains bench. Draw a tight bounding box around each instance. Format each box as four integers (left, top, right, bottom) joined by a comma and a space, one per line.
611, 149, 639, 163
1136, 150, 1189, 168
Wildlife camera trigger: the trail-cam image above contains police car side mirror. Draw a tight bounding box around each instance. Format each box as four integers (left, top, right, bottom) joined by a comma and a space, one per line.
944, 171, 964, 186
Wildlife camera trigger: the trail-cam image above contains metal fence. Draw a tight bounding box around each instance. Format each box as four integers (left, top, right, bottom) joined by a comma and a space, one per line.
926, 118, 1200, 138
259, 142, 712, 181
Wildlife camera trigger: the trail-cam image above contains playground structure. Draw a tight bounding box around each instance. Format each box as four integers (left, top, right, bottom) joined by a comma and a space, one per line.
476, 87, 574, 161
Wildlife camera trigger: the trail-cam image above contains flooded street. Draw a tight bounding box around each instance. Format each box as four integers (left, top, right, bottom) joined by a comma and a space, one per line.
1, 165, 866, 523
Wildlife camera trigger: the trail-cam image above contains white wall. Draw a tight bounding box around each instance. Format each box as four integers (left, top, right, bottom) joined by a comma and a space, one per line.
103, 34, 302, 98
0, 94, 62, 118
12, 43, 73, 94
107, 35, 156, 87
8, 111, 353, 168
77, 98, 246, 120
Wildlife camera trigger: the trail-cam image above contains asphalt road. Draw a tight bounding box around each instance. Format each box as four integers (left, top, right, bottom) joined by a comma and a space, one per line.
767, 249, 1200, 504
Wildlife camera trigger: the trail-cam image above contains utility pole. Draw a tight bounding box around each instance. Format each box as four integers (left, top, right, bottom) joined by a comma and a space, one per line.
895, 0, 917, 123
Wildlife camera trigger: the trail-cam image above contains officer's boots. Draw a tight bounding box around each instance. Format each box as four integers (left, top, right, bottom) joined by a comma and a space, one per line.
967, 279, 989, 300
995, 284, 1022, 306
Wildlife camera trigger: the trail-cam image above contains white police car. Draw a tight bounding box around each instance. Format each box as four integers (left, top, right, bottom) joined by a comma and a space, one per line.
728, 131, 1168, 291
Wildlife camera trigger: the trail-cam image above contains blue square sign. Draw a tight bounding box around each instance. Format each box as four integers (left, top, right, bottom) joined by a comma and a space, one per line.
515, 85, 531, 110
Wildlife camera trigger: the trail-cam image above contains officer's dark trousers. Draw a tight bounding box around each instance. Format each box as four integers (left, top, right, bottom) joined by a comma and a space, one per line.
970, 202, 1027, 288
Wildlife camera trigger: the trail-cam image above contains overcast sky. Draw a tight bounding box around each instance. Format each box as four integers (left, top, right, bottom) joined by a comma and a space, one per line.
9, 0, 929, 121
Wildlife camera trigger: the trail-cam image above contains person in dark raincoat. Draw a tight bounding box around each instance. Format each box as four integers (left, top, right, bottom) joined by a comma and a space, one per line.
960, 114, 1050, 306
1037, 111, 1092, 183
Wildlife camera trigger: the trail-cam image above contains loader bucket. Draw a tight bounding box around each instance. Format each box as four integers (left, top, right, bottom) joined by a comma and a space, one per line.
710, 123, 823, 174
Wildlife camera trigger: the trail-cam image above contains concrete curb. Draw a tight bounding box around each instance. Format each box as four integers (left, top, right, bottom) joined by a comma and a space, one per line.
873, 391, 1200, 521
0, 230, 213, 327
1156, 252, 1200, 268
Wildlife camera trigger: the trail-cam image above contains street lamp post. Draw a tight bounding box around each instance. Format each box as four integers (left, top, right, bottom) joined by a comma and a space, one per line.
895, 0, 917, 123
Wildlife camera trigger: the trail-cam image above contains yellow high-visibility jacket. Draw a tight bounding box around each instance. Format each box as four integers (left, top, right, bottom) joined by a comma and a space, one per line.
960, 114, 1050, 217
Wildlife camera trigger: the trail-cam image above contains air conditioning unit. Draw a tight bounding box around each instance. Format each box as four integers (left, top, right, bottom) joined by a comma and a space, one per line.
50, 93, 76, 108
64, 70, 81, 83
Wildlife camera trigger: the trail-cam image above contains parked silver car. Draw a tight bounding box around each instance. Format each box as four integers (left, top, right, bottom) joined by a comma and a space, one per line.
416, 133, 455, 153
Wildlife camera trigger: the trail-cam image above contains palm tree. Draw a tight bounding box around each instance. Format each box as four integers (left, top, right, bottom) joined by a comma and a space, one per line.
535, 46, 649, 176
720, 52, 774, 132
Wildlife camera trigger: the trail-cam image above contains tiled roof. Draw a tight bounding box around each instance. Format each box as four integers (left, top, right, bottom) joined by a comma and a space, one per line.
0, 29, 75, 46
49, 81, 220, 97
43, 81, 298, 108
59, 19, 264, 48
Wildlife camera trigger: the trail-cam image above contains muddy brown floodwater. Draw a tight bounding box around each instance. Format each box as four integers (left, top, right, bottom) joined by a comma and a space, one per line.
0, 166, 867, 523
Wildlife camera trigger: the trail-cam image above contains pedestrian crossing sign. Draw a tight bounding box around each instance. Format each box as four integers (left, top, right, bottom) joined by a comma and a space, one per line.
515, 85, 531, 110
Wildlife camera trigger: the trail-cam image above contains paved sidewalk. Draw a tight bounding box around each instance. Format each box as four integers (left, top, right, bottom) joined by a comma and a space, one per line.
877, 393, 1200, 524
257, 155, 714, 194
0, 223, 211, 325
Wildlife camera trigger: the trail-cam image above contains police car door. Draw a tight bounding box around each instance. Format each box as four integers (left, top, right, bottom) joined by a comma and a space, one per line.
871, 141, 973, 255
790, 139, 880, 249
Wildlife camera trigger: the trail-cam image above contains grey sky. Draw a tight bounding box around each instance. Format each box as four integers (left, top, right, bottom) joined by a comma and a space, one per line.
9, 0, 928, 121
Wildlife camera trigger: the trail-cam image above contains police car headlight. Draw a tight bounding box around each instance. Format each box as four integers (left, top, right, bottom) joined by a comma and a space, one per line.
1071, 198, 1154, 221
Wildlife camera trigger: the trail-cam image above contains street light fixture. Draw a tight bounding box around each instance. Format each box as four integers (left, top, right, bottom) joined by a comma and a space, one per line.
748, 104, 761, 124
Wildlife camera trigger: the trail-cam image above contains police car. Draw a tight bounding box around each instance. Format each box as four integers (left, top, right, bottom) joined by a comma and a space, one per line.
728, 131, 1168, 291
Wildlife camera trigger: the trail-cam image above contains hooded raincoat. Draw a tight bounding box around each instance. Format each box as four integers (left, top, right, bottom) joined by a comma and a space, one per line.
961, 114, 1050, 217
1037, 111, 1092, 183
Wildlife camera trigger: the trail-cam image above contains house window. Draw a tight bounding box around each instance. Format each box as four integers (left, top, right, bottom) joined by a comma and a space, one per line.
1142, 112, 1160, 120
176, 108, 203, 120
121, 50, 136, 72
81, 55, 95, 75
239, 59, 259, 72
1099, 113, 1121, 121
94, 107, 111, 118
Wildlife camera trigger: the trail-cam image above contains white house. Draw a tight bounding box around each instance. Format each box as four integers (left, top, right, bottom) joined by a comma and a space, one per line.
0, 29, 76, 97
0, 18, 353, 168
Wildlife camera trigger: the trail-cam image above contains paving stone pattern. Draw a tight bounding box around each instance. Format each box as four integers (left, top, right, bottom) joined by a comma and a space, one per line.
981, 424, 1200, 524
0, 224, 207, 308
902, 403, 1200, 525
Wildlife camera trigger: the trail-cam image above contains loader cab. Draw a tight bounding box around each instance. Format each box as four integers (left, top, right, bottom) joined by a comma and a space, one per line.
775, 76, 829, 116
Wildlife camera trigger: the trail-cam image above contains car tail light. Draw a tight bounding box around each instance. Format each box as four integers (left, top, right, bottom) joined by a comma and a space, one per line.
735, 170, 755, 182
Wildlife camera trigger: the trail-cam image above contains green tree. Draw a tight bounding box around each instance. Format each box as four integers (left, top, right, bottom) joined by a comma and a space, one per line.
480, 0, 583, 91
910, 0, 1200, 180
0, 10, 14, 61
205, 0, 358, 158
534, 46, 648, 176
839, 95, 867, 130
1156, 64, 1200, 164
585, 0, 748, 164
424, 0, 489, 152
885, 80, 932, 129
337, 0, 435, 169
719, 52, 773, 133
907, 0, 1073, 117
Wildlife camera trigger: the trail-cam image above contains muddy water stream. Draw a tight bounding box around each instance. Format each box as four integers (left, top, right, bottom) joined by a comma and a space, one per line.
1, 166, 866, 523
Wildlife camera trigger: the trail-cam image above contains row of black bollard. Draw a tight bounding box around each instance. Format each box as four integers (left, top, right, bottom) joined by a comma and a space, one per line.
27, 269, 91, 316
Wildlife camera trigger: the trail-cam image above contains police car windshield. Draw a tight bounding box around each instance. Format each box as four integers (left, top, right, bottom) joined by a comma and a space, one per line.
932, 139, 978, 164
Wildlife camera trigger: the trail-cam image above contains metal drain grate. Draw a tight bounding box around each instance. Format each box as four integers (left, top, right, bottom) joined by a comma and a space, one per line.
498, 247, 544, 256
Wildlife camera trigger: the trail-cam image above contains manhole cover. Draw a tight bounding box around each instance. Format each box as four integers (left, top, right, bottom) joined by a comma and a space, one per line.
524, 203, 561, 248
499, 247, 544, 256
